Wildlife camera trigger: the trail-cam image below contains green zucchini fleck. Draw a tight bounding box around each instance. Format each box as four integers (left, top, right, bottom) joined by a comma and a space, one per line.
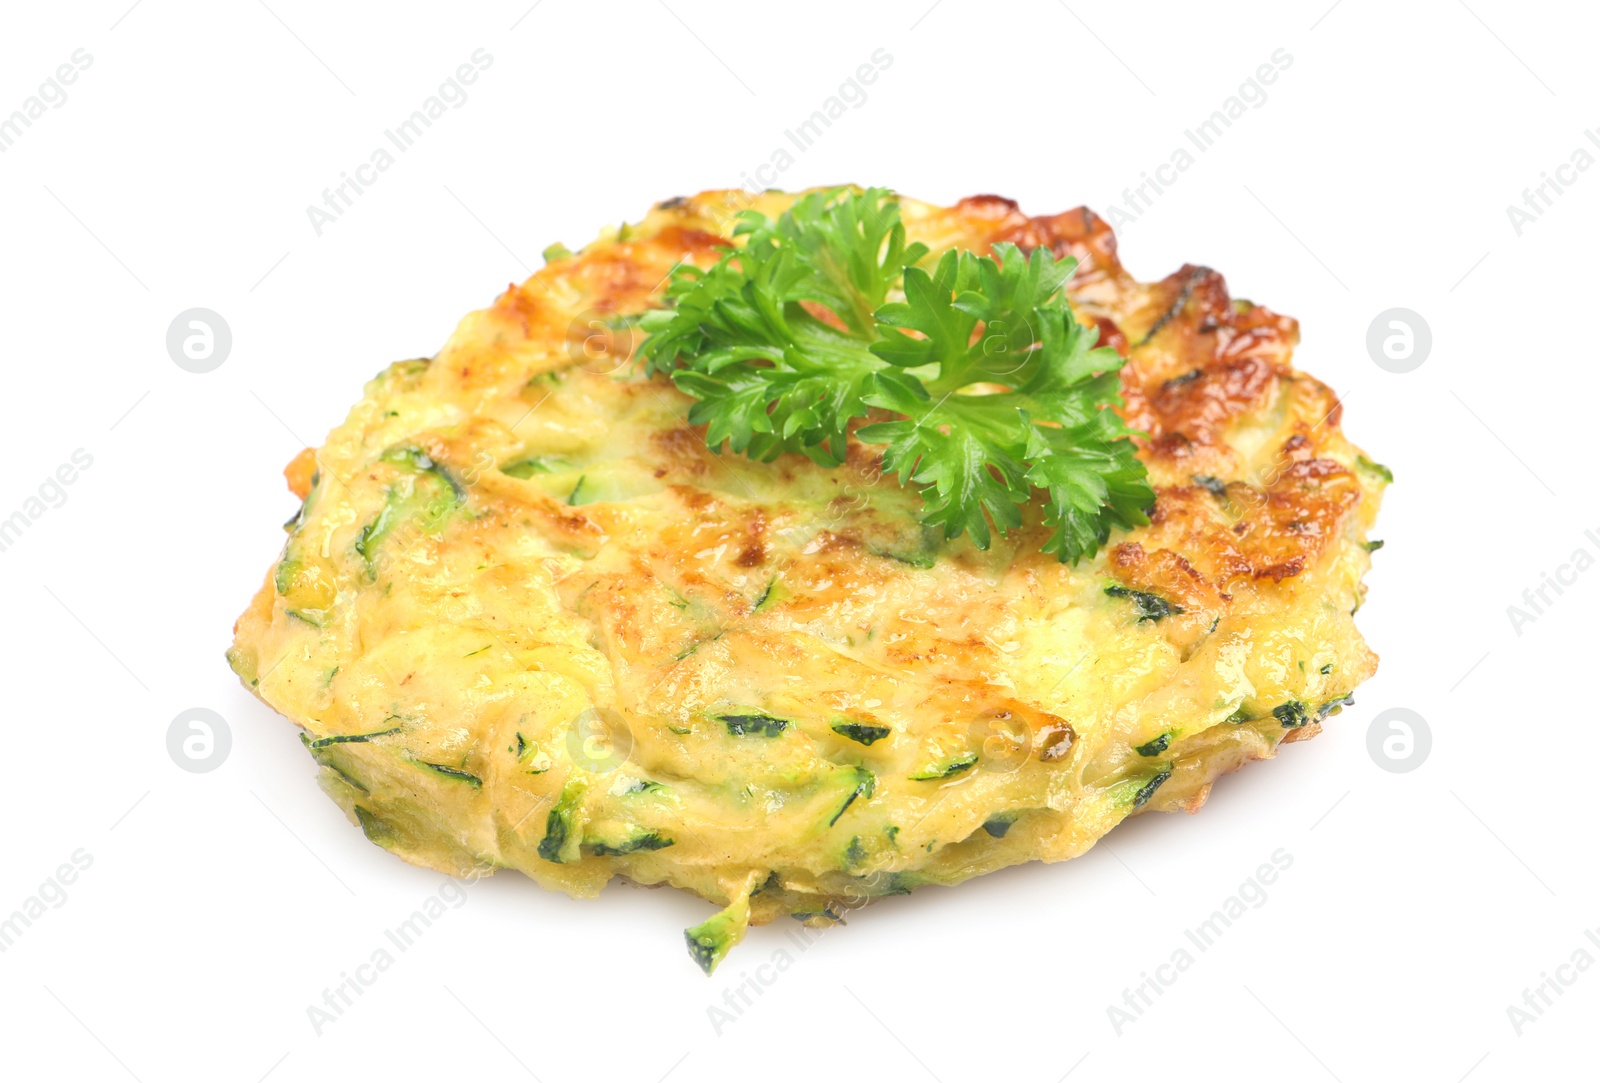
868, 544, 935, 569
877, 872, 919, 896
1320, 663, 1334, 675
302, 737, 370, 794
673, 630, 724, 661
355, 446, 464, 574
1363, 539, 1385, 552
790, 909, 840, 924
380, 444, 465, 497
541, 242, 573, 263
501, 455, 564, 478
719, 711, 790, 738
1356, 456, 1394, 484
1272, 701, 1310, 728
982, 812, 1019, 838
309, 726, 401, 749
831, 719, 892, 746
684, 891, 752, 976
685, 923, 732, 975
1226, 705, 1257, 724
285, 608, 327, 628
1191, 474, 1228, 497
412, 760, 483, 788
354, 499, 402, 566
225, 645, 255, 684
353, 805, 396, 845
909, 752, 979, 781
1105, 585, 1185, 623
283, 495, 314, 535
586, 830, 674, 856
828, 767, 876, 827
510, 732, 553, 773
1134, 733, 1171, 757
1132, 770, 1172, 808
538, 782, 585, 864
752, 576, 787, 611
282, 468, 323, 535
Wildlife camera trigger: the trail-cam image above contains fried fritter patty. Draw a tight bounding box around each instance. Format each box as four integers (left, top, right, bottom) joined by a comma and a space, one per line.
229, 189, 1384, 970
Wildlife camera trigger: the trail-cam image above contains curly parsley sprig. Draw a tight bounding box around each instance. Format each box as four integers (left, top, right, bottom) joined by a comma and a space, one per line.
638, 187, 1153, 562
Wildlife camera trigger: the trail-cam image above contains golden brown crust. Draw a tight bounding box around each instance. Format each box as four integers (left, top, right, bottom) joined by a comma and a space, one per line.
284, 447, 318, 500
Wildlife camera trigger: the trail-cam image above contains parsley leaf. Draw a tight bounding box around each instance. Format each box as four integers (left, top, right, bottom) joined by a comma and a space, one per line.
639, 187, 1153, 561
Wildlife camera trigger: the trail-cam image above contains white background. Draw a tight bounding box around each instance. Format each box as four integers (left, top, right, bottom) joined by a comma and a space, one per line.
0, 1, 1594, 1080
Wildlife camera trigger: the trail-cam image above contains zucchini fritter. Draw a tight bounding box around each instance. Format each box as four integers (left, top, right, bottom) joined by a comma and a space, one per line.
229, 189, 1385, 972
